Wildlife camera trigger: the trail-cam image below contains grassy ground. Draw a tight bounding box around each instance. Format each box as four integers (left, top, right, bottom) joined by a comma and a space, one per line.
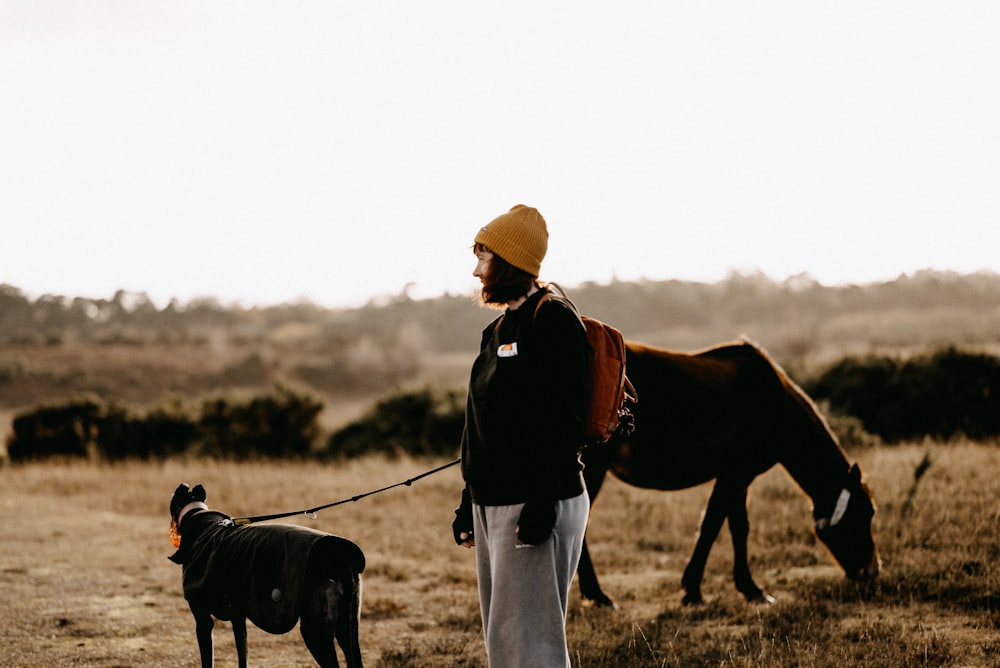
1, 443, 998, 667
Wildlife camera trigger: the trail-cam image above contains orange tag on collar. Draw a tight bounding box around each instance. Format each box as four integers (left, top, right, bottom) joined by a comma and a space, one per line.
169, 520, 181, 548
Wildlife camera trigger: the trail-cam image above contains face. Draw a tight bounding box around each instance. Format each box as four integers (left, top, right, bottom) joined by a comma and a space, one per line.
472, 243, 534, 306
473, 246, 493, 283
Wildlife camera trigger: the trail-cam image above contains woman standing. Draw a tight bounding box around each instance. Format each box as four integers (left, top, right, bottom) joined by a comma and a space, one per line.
452, 204, 590, 667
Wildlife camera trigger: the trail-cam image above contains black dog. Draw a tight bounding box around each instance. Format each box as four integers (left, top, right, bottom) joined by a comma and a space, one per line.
169, 483, 365, 667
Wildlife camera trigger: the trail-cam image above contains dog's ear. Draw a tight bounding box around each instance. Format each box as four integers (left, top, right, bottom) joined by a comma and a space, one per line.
192, 484, 207, 502
170, 483, 192, 519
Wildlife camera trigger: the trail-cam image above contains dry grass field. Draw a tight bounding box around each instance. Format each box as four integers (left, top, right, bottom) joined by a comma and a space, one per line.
1, 443, 998, 667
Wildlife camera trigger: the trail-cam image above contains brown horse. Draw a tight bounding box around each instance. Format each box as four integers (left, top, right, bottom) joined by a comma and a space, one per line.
578, 338, 880, 607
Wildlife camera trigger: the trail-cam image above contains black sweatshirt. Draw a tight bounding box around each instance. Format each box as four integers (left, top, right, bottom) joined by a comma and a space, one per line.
460, 288, 589, 506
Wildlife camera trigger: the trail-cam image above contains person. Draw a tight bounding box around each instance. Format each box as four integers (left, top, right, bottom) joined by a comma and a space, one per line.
452, 204, 591, 667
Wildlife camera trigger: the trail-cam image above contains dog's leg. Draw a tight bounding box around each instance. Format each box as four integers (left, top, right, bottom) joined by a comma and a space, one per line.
300, 577, 344, 668
336, 570, 364, 668
192, 609, 215, 668
232, 616, 248, 668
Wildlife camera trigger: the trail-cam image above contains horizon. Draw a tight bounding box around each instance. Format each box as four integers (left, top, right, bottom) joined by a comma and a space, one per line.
3, 266, 995, 311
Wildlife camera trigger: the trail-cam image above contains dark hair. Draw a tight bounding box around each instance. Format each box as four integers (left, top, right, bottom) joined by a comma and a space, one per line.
476, 244, 536, 307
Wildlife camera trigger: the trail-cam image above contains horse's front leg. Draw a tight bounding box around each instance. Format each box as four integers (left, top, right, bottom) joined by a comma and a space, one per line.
683, 478, 748, 605
727, 488, 774, 604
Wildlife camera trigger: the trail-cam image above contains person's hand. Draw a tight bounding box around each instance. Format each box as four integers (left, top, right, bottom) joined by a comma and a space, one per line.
517, 499, 556, 545
452, 488, 475, 548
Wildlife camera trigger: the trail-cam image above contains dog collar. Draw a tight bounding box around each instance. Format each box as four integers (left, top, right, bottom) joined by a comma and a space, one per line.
178, 501, 209, 524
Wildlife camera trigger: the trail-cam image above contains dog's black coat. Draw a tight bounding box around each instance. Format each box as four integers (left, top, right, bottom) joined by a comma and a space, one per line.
169, 483, 365, 668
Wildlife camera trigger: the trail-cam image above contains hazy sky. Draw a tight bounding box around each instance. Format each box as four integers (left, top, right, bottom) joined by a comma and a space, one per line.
2, 1, 997, 308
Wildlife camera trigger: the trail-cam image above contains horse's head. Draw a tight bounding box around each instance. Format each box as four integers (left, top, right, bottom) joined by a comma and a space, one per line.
813, 463, 880, 580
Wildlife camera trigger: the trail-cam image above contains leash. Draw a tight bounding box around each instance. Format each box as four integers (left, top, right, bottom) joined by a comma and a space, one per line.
231, 458, 461, 525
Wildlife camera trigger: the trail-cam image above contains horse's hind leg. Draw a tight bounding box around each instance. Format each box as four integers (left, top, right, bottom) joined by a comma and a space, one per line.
577, 449, 616, 607
577, 539, 616, 608
682, 479, 736, 605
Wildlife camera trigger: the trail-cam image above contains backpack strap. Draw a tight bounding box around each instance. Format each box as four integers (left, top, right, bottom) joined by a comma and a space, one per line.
491, 285, 637, 443
535, 289, 637, 407
491, 288, 573, 334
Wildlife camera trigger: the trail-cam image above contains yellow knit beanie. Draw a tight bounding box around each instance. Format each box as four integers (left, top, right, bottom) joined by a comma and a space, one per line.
474, 204, 548, 277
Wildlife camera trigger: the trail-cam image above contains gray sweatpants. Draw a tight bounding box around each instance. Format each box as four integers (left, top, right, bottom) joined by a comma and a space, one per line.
472, 492, 589, 668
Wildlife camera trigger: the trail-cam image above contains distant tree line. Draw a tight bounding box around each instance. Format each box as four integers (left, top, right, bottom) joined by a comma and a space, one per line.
3, 270, 999, 354
4, 272, 999, 416
5, 346, 999, 462
0, 284, 488, 352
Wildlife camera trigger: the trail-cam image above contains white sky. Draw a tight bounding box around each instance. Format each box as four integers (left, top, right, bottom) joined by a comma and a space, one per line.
2, 1, 998, 308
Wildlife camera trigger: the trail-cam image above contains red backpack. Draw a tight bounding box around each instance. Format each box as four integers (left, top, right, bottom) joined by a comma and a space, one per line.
500, 287, 637, 444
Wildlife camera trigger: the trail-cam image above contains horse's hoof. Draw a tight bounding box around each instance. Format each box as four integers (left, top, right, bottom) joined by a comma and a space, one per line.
681, 592, 704, 606
582, 594, 619, 609
747, 592, 776, 605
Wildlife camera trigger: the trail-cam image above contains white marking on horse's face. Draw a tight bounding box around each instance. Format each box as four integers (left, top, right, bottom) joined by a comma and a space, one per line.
830, 488, 851, 527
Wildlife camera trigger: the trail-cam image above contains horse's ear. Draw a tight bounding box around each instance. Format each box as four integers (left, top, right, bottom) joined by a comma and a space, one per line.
849, 463, 861, 482
192, 484, 207, 502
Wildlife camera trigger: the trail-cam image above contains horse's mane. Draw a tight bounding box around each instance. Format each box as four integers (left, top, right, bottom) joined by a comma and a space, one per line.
737, 335, 848, 462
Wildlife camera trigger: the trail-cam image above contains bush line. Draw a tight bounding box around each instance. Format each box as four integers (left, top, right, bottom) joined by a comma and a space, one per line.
5, 346, 999, 461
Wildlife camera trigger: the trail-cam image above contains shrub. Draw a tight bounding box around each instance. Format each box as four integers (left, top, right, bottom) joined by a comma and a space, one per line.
5, 386, 323, 461
99, 400, 199, 460
324, 387, 464, 459
197, 385, 323, 458
804, 347, 1000, 442
6, 396, 103, 460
